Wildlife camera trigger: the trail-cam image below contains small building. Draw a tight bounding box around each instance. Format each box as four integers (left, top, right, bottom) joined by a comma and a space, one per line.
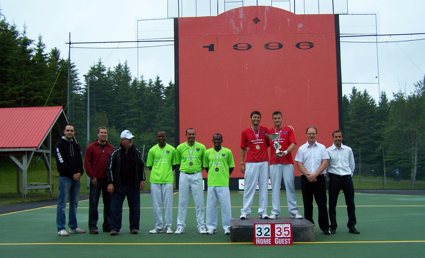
0, 106, 69, 198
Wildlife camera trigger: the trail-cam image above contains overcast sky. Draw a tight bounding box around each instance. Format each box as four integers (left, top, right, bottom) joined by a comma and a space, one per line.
1, 0, 424, 101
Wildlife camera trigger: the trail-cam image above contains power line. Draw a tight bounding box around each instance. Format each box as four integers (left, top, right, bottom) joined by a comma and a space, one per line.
71, 44, 174, 49
342, 37, 425, 44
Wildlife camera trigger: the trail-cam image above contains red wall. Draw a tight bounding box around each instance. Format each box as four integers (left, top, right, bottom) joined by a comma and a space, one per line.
177, 6, 340, 178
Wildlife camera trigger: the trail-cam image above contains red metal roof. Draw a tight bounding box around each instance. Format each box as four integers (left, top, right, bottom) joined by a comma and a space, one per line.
0, 106, 64, 150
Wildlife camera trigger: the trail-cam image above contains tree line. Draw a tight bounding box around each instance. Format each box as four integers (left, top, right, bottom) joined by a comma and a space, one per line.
1, 13, 423, 185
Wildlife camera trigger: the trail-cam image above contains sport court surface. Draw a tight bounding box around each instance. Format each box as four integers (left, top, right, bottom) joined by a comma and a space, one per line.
0, 191, 424, 258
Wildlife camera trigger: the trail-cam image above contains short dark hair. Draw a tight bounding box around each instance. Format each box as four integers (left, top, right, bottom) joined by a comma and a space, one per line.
272, 111, 282, 117
64, 124, 74, 130
213, 133, 223, 140
97, 126, 107, 133
332, 129, 343, 137
305, 125, 318, 134
250, 111, 261, 118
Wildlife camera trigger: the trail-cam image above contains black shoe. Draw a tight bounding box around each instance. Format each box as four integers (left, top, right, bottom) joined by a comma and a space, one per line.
323, 229, 332, 235
349, 226, 360, 234
89, 229, 99, 234
330, 229, 336, 234
130, 229, 139, 234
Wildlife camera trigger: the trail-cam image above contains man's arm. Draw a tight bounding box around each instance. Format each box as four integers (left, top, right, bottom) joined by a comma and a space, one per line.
240, 148, 246, 173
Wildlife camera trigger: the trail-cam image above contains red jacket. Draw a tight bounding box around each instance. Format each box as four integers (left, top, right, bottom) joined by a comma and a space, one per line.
84, 140, 114, 179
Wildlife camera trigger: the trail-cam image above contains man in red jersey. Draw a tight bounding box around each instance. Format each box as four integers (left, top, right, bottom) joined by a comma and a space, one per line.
84, 127, 114, 234
267, 111, 303, 220
240, 111, 269, 219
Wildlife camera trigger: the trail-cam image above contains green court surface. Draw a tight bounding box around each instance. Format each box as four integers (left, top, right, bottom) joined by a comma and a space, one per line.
0, 191, 424, 258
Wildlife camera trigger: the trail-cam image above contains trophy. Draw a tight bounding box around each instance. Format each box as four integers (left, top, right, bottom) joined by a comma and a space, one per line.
269, 133, 284, 157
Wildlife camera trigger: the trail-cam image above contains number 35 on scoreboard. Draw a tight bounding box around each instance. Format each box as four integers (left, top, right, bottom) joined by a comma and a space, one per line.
254, 223, 293, 246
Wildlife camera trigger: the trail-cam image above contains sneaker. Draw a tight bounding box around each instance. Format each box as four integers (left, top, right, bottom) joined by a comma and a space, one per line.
57, 229, 69, 236
240, 214, 247, 220
207, 229, 216, 235
148, 228, 163, 234
291, 214, 303, 219
269, 214, 278, 220
89, 229, 99, 234
224, 229, 231, 235
130, 229, 139, 234
198, 225, 208, 234
165, 226, 173, 234
110, 230, 119, 236
69, 228, 86, 234
174, 226, 185, 234
259, 214, 269, 219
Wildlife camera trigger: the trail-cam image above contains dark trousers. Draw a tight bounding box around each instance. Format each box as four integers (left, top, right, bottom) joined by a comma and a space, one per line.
301, 174, 330, 232
328, 173, 357, 230
110, 185, 140, 231
88, 178, 111, 231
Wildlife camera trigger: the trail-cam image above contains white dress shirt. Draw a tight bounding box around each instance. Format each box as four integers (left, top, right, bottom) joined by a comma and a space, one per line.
327, 143, 355, 176
295, 141, 329, 174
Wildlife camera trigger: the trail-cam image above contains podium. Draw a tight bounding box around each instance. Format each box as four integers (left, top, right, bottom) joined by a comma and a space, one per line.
230, 217, 315, 242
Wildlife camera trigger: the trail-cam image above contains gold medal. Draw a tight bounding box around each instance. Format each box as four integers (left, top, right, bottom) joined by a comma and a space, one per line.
255, 144, 260, 150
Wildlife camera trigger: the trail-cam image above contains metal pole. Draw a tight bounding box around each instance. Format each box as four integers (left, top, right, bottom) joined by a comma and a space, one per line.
87, 79, 90, 146
67, 33, 71, 121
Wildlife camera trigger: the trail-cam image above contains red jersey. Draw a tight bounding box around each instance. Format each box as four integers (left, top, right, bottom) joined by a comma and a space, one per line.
240, 126, 269, 163
268, 126, 296, 165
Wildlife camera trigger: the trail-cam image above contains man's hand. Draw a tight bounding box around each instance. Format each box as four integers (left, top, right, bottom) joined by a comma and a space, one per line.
240, 164, 245, 174
91, 177, 97, 186
107, 183, 114, 193
73, 173, 81, 181
139, 181, 145, 191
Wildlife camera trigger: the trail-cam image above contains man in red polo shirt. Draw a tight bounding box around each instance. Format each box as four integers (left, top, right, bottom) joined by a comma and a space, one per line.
268, 111, 302, 220
240, 111, 269, 219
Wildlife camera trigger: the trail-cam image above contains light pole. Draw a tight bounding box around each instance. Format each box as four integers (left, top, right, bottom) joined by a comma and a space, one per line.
86, 75, 98, 146
85, 74, 97, 189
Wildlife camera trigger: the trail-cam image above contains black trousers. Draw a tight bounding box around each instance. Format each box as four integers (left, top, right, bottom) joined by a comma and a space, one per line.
88, 178, 111, 231
328, 173, 357, 230
301, 174, 330, 232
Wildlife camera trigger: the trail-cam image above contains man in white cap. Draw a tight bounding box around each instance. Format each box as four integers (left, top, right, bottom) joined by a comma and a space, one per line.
107, 130, 146, 235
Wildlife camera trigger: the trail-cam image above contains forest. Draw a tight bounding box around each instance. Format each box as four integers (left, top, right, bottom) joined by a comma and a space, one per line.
1, 13, 424, 184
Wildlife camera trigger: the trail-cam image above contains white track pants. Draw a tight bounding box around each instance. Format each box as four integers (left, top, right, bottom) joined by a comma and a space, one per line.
206, 186, 231, 232
176, 172, 205, 229
269, 164, 299, 217
151, 183, 173, 229
240, 161, 269, 216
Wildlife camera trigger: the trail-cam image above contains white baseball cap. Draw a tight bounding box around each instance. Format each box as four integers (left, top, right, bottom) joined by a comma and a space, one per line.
120, 130, 135, 139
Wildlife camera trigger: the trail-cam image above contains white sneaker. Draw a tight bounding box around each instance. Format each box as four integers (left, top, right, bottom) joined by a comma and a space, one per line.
57, 229, 69, 236
269, 214, 278, 220
174, 226, 185, 234
165, 226, 173, 234
148, 228, 163, 234
207, 229, 216, 235
291, 214, 303, 219
259, 214, 269, 219
224, 229, 231, 235
240, 214, 247, 220
198, 225, 208, 234
69, 228, 86, 234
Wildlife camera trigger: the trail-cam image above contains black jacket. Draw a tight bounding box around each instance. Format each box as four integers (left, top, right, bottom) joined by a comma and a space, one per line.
107, 144, 146, 189
54, 137, 84, 178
